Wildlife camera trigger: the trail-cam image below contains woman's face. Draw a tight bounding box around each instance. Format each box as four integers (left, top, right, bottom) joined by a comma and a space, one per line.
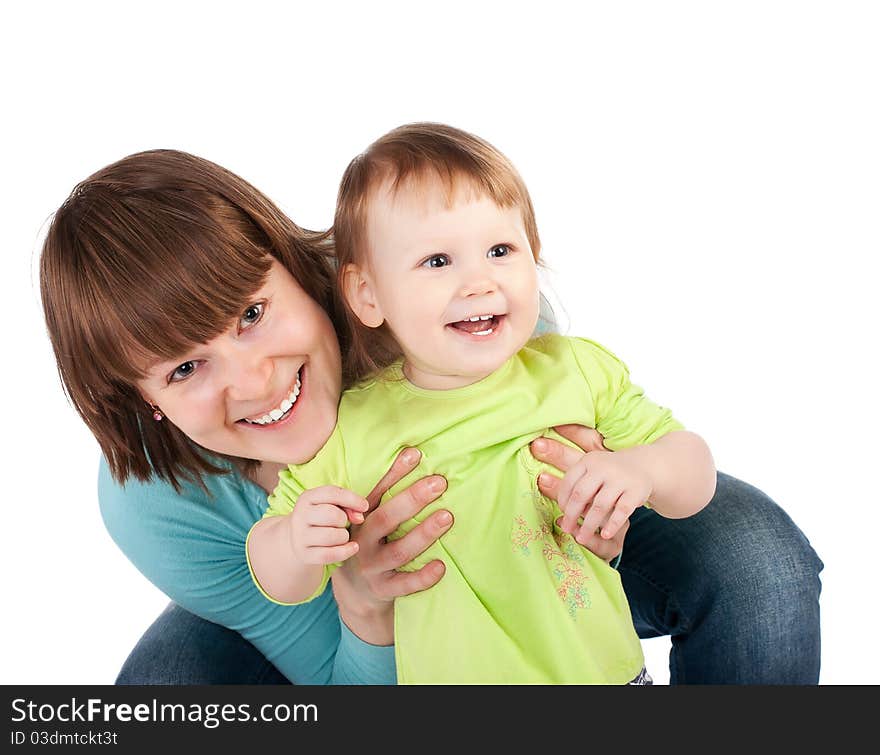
137, 259, 342, 465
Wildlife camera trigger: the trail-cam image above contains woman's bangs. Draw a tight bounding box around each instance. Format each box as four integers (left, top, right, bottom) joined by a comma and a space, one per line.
82, 213, 274, 384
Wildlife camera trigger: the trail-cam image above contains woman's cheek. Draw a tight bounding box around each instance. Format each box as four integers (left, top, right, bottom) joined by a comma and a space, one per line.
170, 386, 226, 439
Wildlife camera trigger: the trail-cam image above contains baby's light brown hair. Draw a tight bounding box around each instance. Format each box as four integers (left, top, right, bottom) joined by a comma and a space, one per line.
333, 122, 541, 384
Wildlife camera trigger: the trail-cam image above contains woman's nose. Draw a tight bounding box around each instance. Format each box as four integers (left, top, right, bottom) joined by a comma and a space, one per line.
225, 356, 274, 400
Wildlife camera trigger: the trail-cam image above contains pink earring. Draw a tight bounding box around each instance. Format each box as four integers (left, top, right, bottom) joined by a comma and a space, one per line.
151, 404, 164, 421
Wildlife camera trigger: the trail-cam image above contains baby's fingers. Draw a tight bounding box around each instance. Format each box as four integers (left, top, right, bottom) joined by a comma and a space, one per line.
577, 486, 620, 544
301, 485, 369, 514
559, 473, 602, 533
600, 492, 644, 540
306, 525, 355, 548
303, 503, 350, 528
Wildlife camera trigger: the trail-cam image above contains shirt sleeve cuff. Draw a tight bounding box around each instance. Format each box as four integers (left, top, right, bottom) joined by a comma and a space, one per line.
245, 521, 332, 606
331, 617, 398, 685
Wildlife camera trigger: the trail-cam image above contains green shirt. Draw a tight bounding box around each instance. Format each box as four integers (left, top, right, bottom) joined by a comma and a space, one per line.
262, 335, 683, 683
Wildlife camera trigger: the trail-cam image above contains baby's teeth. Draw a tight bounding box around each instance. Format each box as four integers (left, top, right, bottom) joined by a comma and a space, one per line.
261, 414, 271, 423
280, 399, 292, 412
269, 409, 283, 421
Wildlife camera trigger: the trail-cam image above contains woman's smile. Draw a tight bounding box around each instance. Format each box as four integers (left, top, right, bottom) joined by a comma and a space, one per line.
139, 261, 342, 465
239, 366, 304, 427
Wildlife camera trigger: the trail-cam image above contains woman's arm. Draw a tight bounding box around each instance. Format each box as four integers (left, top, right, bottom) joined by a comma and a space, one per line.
98, 458, 347, 684
101, 449, 452, 683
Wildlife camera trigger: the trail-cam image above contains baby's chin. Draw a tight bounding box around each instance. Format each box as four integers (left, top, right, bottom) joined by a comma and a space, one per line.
425, 355, 514, 388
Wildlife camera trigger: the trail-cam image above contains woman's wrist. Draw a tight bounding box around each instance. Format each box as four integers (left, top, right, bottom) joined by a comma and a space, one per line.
336, 598, 394, 646
331, 569, 395, 646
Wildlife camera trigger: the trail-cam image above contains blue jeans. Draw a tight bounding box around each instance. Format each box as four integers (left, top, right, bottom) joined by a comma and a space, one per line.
116, 472, 823, 684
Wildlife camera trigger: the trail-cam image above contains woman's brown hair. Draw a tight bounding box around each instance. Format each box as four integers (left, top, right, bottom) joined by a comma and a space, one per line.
333, 122, 541, 383
40, 149, 345, 491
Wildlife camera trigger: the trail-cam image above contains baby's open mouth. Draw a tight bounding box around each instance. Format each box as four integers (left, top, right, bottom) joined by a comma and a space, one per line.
448, 314, 504, 336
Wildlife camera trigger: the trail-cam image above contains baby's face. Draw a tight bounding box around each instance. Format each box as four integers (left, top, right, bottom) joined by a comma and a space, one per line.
360, 176, 540, 390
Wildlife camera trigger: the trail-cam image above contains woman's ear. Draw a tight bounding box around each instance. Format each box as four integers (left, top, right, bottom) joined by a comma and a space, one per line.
342, 263, 385, 328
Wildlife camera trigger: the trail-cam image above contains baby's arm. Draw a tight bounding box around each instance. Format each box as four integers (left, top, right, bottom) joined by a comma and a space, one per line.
248, 486, 369, 605
610, 430, 716, 518
556, 430, 715, 542
557, 337, 716, 543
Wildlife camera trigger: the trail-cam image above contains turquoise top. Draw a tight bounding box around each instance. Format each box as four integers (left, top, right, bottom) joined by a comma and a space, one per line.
98, 455, 396, 684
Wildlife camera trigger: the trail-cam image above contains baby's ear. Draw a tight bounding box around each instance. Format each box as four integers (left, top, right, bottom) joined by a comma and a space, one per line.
341, 263, 385, 328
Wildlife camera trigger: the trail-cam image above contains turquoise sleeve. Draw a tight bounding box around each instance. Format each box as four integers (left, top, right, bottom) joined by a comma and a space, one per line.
333, 618, 397, 685
97, 456, 396, 685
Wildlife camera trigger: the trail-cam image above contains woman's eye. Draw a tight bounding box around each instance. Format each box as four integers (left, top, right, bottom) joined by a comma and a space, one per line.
422, 254, 451, 269
488, 244, 511, 259
169, 361, 198, 383
240, 301, 265, 329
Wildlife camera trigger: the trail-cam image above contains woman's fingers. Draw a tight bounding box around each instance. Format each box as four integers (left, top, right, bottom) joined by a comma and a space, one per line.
305, 541, 359, 566
537, 471, 561, 500
553, 424, 607, 453
355, 457, 452, 598
365, 447, 422, 513
362, 474, 447, 541
375, 510, 453, 573
380, 560, 447, 599
530, 436, 586, 474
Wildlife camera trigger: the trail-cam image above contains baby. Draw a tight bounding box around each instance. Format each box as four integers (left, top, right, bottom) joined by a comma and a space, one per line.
248, 123, 716, 683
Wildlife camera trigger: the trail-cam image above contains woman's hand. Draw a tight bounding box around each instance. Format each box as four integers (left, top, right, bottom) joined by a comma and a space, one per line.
331, 448, 452, 645
530, 424, 629, 562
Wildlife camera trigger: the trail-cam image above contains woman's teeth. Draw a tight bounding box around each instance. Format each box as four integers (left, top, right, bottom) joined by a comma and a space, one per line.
244, 374, 302, 425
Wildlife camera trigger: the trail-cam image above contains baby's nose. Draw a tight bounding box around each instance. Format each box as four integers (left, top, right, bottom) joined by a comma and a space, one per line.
459, 276, 497, 298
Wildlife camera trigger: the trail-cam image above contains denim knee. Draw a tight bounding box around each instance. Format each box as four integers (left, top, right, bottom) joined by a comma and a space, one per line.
678, 473, 823, 621
116, 603, 289, 685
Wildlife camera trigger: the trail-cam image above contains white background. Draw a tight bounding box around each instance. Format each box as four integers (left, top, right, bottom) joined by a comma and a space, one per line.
3, 1, 877, 685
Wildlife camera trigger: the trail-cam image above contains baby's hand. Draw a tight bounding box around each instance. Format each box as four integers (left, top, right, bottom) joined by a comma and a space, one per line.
287, 486, 370, 565
555, 449, 652, 544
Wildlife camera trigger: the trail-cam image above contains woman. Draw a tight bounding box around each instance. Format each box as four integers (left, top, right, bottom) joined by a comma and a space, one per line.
40, 149, 823, 684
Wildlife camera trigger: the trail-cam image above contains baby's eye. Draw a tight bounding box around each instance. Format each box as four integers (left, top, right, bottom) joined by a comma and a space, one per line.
488, 244, 511, 259
240, 301, 265, 329
422, 254, 451, 269
169, 360, 198, 383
